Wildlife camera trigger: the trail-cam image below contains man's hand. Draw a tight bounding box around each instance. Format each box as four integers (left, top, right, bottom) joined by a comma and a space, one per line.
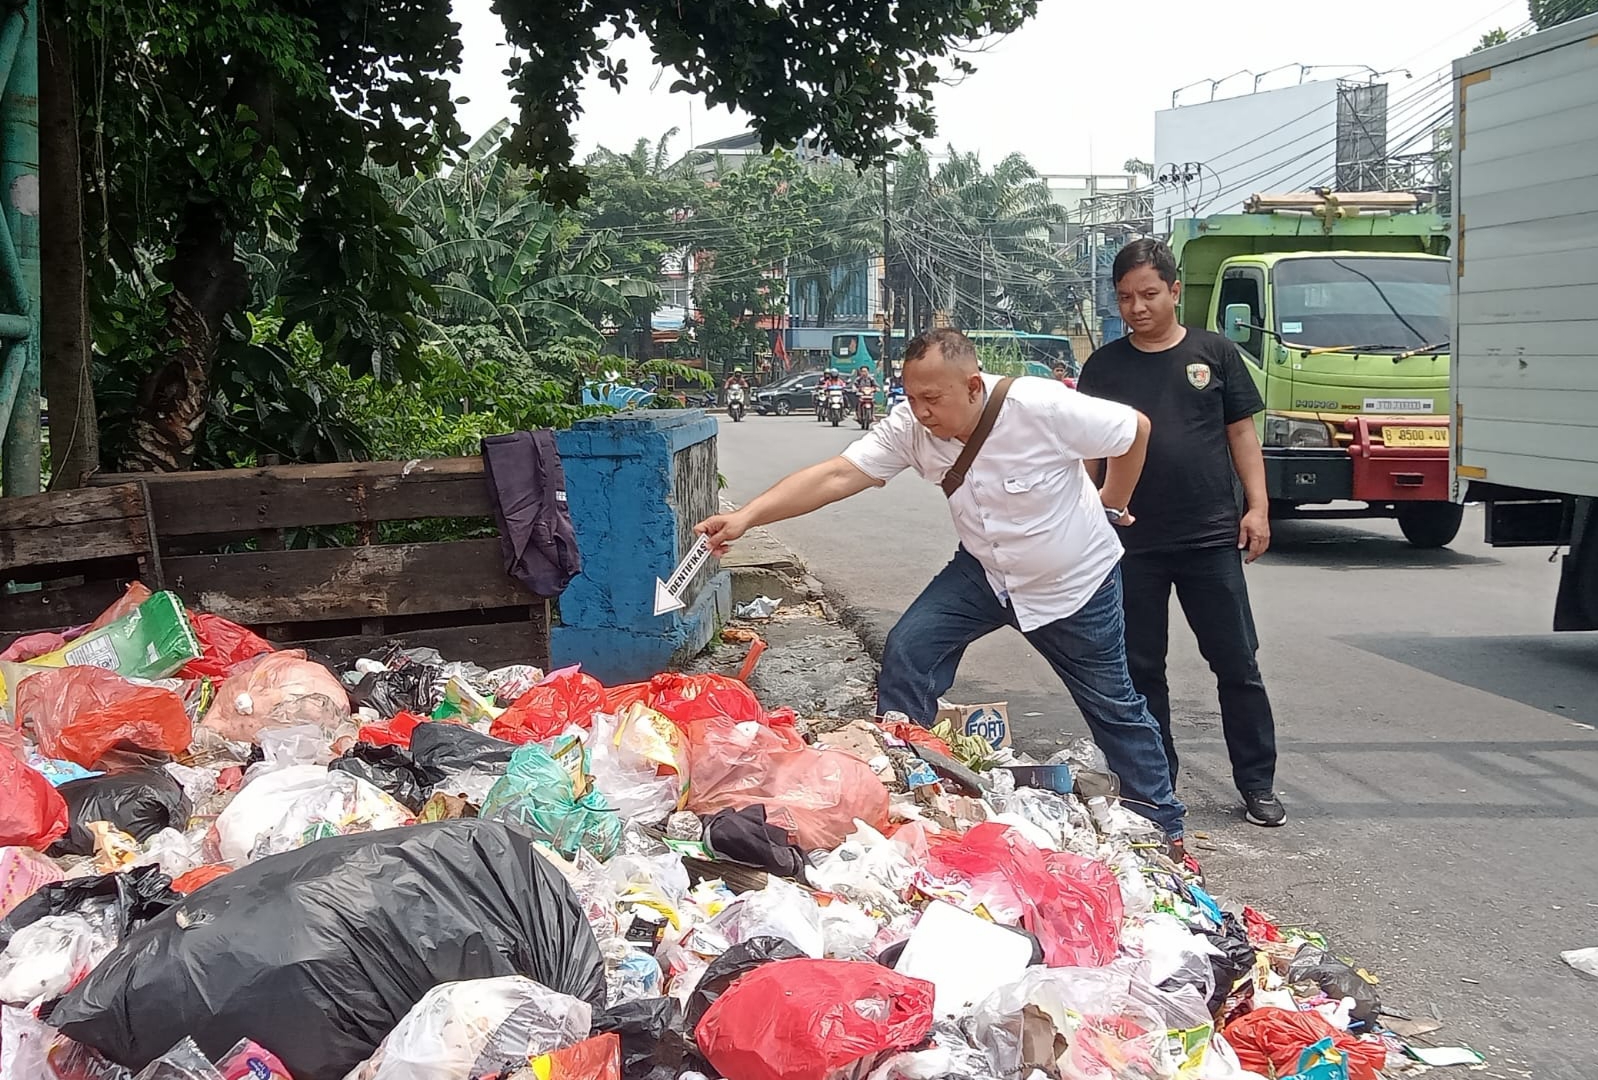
1100, 490, 1135, 527
1238, 507, 1270, 563
696, 510, 751, 556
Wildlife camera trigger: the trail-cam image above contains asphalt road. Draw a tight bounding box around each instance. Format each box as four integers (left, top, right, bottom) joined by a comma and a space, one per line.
714, 412, 1598, 1079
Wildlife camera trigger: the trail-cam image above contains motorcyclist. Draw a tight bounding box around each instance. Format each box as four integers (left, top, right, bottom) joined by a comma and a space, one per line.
853, 365, 878, 394
724, 367, 749, 392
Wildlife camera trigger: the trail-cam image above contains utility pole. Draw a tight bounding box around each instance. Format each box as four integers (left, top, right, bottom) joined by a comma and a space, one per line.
880, 161, 894, 383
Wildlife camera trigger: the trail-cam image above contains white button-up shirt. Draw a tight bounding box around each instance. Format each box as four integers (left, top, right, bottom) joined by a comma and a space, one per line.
841, 374, 1138, 630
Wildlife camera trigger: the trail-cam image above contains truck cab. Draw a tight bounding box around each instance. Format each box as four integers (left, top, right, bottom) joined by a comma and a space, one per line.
1170, 193, 1461, 547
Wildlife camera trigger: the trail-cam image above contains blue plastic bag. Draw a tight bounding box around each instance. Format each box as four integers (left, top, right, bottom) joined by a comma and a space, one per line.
1286, 1038, 1350, 1080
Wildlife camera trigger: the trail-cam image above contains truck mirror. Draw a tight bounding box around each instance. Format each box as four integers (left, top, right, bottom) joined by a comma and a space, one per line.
1223, 303, 1252, 344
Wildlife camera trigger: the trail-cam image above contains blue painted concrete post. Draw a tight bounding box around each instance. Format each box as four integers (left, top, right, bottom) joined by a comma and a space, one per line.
553, 410, 732, 684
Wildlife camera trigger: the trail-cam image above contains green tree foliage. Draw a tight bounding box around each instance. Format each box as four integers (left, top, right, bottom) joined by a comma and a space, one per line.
788, 167, 884, 328
496, 0, 1041, 206
1473, 27, 1511, 51
891, 148, 1072, 334
1530, 0, 1598, 27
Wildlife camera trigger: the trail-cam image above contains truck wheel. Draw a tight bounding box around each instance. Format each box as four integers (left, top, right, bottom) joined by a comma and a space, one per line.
1396, 502, 1464, 548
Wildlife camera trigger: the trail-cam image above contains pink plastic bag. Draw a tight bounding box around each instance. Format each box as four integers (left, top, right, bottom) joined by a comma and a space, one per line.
685, 716, 890, 850
0, 846, 64, 919
15, 666, 192, 768
925, 822, 1123, 968
201, 651, 350, 744
0, 632, 67, 664
695, 959, 934, 1080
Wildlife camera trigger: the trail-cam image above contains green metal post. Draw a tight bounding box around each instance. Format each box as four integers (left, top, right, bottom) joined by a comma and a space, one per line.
0, 0, 38, 497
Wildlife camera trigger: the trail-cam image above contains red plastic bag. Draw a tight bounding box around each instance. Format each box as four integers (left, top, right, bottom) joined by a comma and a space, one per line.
879, 719, 954, 757
1224, 1007, 1385, 1080
0, 739, 69, 850
925, 822, 1123, 968
490, 668, 609, 744
15, 666, 192, 768
357, 710, 425, 749
684, 715, 890, 850
605, 682, 653, 712
179, 613, 274, 679
696, 959, 934, 1080
172, 865, 233, 893
647, 672, 765, 726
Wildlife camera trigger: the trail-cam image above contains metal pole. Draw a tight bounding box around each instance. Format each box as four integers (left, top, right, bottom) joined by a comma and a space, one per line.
0, 0, 38, 496
880, 162, 893, 382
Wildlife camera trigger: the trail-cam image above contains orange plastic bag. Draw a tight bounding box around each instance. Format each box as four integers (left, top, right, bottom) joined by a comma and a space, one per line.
695, 959, 934, 1080
490, 668, 609, 744
685, 715, 890, 850
15, 666, 192, 768
879, 719, 954, 757
526, 1032, 622, 1080
201, 650, 350, 743
925, 822, 1124, 968
1224, 1007, 1385, 1080
179, 613, 274, 679
0, 740, 69, 851
86, 581, 153, 633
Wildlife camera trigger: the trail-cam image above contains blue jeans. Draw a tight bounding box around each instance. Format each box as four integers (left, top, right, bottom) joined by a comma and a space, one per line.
877, 548, 1186, 837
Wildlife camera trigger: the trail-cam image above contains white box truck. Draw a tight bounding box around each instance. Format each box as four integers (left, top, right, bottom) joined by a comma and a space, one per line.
1451, 13, 1598, 629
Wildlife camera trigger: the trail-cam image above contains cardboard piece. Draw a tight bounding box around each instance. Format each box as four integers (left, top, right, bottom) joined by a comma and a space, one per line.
935, 700, 1011, 749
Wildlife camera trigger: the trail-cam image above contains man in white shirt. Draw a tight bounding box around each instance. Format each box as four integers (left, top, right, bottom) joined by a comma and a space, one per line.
696, 328, 1186, 842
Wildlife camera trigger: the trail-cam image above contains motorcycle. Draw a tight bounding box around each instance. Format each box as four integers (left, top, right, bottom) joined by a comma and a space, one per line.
824, 383, 848, 427
726, 384, 747, 422
855, 387, 876, 429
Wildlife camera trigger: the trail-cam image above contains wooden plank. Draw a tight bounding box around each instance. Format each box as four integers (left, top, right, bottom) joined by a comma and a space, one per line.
92, 457, 493, 539
289, 613, 550, 670
0, 484, 150, 571
164, 538, 526, 624
0, 576, 137, 635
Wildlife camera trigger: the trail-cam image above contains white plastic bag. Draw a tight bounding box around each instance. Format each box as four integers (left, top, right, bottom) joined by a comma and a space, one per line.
133, 827, 206, 879
1562, 947, 1598, 979
215, 766, 410, 865
0, 1004, 57, 1080
820, 899, 881, 960
342, 975, 592, 1080
806, 821, 920, 914
707, 877, 824, 959
0, 915, 114, 1007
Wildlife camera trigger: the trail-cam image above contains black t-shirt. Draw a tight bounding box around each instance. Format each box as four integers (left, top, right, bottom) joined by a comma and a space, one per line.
1076, 328, 1263, 553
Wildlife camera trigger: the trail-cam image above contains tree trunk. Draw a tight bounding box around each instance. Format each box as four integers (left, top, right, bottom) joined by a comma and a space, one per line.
38, 11, 97, 487
634, 297, 654, 361
121, 201, 247, 472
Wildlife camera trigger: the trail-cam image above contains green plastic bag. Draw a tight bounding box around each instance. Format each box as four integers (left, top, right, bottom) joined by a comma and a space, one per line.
0, 591, 202, 704
481, 743, 622, 859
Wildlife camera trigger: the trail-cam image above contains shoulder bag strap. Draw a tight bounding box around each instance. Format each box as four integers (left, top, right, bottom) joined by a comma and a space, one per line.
940, 376, 1016, 498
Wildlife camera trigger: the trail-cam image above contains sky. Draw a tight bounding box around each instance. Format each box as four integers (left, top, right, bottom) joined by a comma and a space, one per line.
447, 0, 1530, 177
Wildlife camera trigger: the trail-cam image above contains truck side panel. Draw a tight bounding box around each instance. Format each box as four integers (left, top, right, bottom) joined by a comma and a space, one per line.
1453, 18, 1598, 499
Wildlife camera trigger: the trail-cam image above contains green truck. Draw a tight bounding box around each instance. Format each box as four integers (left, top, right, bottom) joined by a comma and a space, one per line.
1169, 193, 1459, 547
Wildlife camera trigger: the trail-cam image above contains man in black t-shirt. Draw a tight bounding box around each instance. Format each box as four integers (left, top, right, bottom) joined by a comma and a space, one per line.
1076, 237, 1285, 828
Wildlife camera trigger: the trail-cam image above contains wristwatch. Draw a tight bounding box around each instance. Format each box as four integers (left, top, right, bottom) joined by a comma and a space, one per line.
1105, 506, 1129, 522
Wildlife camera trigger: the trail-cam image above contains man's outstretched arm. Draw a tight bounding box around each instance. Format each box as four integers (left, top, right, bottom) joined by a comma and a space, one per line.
696, 456, 879, 553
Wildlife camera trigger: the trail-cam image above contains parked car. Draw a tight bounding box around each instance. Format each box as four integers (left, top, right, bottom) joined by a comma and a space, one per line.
754, 370, 823, 416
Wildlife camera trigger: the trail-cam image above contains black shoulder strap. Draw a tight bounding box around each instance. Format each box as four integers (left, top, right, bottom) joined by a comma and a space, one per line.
940, 377, 1015, 498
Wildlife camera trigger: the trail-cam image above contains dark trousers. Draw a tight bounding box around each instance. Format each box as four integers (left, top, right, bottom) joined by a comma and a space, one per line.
1121, 545, 1277, 794
876, 548, 1185, 838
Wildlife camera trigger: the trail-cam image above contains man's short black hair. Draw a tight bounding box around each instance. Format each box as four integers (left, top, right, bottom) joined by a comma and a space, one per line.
1112, 237, 1179, 287
903, 327, 979, 368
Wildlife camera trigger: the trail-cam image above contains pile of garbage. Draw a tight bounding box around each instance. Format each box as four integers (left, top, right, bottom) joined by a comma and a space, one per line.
0, 586, 1469, 1079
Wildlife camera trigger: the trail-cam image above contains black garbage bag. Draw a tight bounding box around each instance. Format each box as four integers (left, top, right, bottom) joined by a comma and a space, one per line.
1203, 911, 1257, 1014
685, 936, 806, 1029
328, 744, 446, 812
49, 768, 191, 857
593, 998, 692, 1080
409, 721, 518, 773
349, 665, 443, 718
703, 806, 809, 877
1287, 944, 1382, 1022
50, 819, 606, 1078
0, 865, 180, 953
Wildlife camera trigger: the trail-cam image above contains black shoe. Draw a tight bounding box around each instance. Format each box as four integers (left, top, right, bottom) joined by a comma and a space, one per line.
1243, 790, 1288, 827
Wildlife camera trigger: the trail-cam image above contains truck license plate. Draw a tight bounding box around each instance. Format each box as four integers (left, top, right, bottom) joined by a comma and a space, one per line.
1384, 426, 1448, 448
